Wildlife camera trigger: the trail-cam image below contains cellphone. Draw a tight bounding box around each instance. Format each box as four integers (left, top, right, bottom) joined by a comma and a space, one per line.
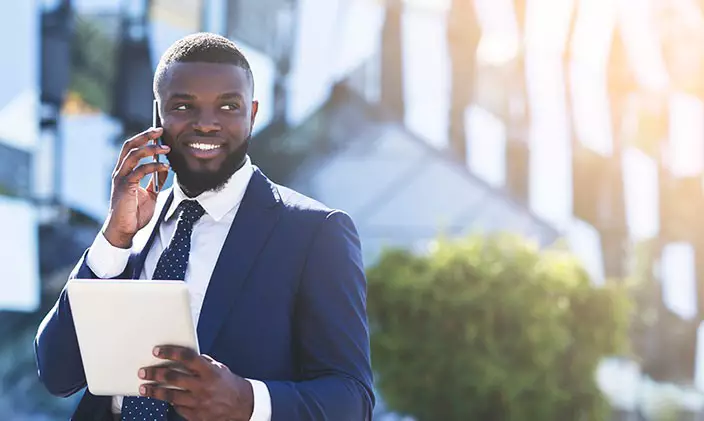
152, 99, 163, 193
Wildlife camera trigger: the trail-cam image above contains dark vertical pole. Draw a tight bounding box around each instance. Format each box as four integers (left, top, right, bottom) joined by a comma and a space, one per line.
505, 0, 530, 204
40, 0, 73, 207
446, 0, 480, 164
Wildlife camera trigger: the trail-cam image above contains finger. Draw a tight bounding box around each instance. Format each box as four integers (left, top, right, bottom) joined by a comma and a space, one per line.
115, 144, 169, 180
125, 162, 169, 185
116, 143, 170, 178
139, 365, 199, 390
140, 384, 197, 408
154, 346, 211, 376
146, 164, 169, 195
115, 127, 163, 171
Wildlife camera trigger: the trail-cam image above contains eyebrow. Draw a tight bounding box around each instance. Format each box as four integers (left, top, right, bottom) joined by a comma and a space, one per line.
167, 92, 244, 101
168, 93, 196, 101
218, 92, 245, 101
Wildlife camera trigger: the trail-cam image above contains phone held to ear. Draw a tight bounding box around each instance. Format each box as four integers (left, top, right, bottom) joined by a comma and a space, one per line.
152, 99, 163, 193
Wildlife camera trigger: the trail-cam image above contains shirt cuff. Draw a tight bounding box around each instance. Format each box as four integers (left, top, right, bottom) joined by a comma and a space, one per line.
247, 379, 272, 421
85, 231, 132, 278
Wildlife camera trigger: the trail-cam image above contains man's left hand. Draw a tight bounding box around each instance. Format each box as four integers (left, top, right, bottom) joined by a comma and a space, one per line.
139, 345, 254, 421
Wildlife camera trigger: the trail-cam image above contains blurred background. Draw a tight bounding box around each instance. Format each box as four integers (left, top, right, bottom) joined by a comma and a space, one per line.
3, 0, 704, 419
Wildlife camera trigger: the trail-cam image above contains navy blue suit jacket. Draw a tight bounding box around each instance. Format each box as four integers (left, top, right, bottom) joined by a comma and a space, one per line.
34, 168, 375, 420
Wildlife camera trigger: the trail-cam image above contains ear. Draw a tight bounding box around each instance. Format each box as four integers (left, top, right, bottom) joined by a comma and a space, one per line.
250, 100, 259, 129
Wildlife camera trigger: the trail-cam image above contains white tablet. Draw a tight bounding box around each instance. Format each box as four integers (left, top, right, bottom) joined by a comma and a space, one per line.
67, 279, 199, 396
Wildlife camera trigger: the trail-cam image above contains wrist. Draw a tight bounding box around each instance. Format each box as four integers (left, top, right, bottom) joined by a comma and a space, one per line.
236, 377, 255, 421
102, 226, 133, 249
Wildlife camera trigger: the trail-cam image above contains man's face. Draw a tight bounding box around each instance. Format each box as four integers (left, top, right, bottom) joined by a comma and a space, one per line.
158, 62, 258, 195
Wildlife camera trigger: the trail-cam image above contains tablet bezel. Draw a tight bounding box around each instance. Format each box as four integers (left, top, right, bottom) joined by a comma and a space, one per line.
67, 279, 200, 396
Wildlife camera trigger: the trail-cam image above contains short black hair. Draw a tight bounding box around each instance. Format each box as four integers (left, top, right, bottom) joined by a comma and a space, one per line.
153, 32, 254, 99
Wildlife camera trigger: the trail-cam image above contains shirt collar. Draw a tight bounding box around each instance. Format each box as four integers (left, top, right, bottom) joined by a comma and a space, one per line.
164, 155, 254, 223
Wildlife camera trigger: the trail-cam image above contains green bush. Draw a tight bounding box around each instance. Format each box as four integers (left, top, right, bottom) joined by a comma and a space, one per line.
367, 233, 631, 421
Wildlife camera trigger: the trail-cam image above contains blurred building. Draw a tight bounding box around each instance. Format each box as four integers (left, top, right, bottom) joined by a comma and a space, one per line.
0, 2, 42, 314
4, 0, 704, 418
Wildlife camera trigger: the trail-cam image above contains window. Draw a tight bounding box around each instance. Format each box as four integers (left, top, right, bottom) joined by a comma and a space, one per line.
465, 105, 506, 188
622, 147, 659, 241
660, 242, 697, 320
526, 55, 572, 230
402, 5, 450, 149
285, 0, 338, 125
569, 63, 613, 156
668, 92, 704, 178
524, 0, 575, 55
473, 0, 520, 66
566, 218, 605, 286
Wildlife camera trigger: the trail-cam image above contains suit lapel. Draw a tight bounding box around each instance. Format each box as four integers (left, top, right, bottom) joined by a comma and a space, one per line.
197, 169, 282, 353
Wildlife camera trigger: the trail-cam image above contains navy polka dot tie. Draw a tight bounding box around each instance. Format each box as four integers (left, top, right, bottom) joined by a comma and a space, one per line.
121, 200, 205, 421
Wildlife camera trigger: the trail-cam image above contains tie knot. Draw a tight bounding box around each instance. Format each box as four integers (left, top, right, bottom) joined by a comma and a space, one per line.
178, 200, 205, 224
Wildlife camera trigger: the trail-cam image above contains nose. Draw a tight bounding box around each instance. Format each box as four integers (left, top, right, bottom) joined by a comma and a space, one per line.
192, 110, 221, 133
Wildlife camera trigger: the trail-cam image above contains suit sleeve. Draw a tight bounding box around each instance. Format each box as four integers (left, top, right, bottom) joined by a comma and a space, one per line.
263, 211, 375, 421
34, 233, 133, 397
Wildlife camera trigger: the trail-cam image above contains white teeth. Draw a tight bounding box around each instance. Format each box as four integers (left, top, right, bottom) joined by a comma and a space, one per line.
189, 143, 221, 151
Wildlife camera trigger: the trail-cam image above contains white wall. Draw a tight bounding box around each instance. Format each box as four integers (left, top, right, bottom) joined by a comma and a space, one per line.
401, 6, 450, 149
0, 1, 39, 152
0, 1, 40, 313
60, 114, 122, 221
0, 196, 40, 312
286, 0, 383, 126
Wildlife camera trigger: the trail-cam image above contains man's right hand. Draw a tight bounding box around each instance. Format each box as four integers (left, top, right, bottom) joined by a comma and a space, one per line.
103, 127, 171, 249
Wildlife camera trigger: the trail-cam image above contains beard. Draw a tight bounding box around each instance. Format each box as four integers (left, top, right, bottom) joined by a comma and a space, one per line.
165, 134, 250, 196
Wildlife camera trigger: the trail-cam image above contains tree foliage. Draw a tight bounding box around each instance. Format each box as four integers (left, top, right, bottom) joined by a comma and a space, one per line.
69, 16, 118, 112
367, 234, 631, 421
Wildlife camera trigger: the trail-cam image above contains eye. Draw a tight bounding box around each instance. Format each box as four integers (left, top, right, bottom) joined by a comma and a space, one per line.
221, 103, 240, 111
173, 104, 191, 111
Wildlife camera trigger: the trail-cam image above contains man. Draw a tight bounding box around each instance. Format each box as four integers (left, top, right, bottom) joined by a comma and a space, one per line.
34, 32, 374, 421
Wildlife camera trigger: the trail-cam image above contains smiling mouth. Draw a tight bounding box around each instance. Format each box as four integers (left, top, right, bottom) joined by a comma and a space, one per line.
189, 142, 222, 151
185, 142, 225, 159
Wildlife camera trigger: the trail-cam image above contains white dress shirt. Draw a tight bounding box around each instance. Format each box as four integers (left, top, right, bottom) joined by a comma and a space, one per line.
85, 156, 271, 420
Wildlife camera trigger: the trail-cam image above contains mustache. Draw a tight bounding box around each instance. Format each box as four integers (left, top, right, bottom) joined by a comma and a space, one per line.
190, 130, 220, 138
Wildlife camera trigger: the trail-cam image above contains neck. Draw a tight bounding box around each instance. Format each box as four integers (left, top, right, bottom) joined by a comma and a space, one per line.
179, 184, 204, 198
177, 157, 248, 198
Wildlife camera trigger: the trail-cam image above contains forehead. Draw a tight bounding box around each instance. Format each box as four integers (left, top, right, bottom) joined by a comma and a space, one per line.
160, 62, 251, 98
